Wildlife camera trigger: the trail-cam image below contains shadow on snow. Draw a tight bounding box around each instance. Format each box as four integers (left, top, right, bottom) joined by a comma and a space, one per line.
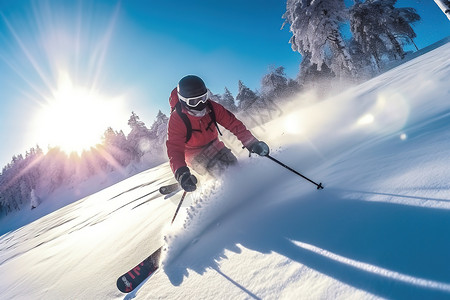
164, 187, 450, 299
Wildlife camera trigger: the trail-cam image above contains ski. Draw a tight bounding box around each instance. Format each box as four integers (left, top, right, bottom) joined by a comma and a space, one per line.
159, 182, 180, 195
116, 246, 163, 293
116, 191, 188, 293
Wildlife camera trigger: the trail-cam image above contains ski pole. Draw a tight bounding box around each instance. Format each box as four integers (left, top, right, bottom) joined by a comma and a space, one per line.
171, 191, 187, 224
265, 154, 324, 190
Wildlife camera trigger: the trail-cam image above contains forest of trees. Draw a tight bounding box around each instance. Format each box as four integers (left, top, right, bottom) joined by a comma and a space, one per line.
0, 111, 169, 216
0, 0, 421, 216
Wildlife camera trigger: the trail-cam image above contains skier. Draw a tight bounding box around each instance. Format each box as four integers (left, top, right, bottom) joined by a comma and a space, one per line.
166, 75, 269, 192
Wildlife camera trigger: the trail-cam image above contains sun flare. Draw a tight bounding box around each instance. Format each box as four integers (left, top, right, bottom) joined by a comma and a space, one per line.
32, 72, 127, 155
283, 113, 304, 135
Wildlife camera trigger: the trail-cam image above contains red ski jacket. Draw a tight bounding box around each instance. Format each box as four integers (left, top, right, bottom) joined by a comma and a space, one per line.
166, 100, 257, 174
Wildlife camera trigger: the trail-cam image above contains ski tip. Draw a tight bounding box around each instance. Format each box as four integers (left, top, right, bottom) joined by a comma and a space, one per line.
116, 247, 163, 293
159, 183, 180, 195
317, 183, 324, 190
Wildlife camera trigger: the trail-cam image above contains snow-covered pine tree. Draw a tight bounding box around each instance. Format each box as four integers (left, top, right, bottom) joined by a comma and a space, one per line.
221, 88, 238, 112
37, 147, 68, 195
349, 1, 387, 70
151, 111, 168, 141
128, 111, 149, 133
0, 169, 14, 214
391, 5, 421, 50
19, 180, 31, 205
127, 112, 152, 159
349, 0, 420, 70
0, 145, 45, 214
298, 51, 335, 93
102, 127, 133, 168
236, 78, 284, 129
261, 66, 289, 100
30, 189, 39, 209
236, 80, 259, 111
283, 0, 358, 80
148, 111, 169, 159
78, 149, 99, 179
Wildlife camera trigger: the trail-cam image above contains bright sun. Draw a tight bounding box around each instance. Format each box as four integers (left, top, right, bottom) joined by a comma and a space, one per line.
32, 72, 127, 155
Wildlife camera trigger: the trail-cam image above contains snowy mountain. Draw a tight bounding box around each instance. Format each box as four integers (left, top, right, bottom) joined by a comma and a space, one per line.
0, 40, 449, 300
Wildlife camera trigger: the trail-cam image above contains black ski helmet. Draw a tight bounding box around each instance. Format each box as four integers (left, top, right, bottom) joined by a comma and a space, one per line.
177, 75, 209, 111
177, 75, 207, 98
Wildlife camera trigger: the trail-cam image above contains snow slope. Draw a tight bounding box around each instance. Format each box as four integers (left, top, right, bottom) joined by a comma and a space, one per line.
1, 41, 450, 300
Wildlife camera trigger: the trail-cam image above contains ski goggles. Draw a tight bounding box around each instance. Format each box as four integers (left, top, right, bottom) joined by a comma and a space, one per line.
178, 90, 209, 107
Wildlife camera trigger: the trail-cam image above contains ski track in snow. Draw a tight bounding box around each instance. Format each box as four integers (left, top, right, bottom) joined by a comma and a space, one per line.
0, 41, 449, 300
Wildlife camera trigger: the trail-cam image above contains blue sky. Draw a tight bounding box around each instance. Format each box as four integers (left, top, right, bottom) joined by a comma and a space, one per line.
0, 0, 449, 168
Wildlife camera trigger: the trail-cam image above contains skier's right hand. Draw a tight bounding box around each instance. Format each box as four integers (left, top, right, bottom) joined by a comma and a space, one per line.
249, 140, 270, 156
175, 166, 197, 192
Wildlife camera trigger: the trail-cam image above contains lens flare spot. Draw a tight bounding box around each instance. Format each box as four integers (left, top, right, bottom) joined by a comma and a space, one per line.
283, 113, 303, 135
357, 114, 375, 125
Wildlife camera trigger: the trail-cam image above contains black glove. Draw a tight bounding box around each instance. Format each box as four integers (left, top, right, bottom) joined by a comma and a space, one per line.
249, 140, 270, 156
175, 166, 197, 192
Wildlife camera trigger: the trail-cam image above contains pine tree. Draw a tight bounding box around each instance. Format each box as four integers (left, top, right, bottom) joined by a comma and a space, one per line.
0, 145, 45, 214
30, 189, 39, 209
349, 0, 420, 70
149, 111, 168, 141
261, 66, 289, 100
220, 88, 238, 112
236, 81, 259, 111
148, 111, 169, 159
127, 112, 152, 159
347, 38, 373, 76
38, 147, 67, 194
299, 52, 335, 91
102, 127, 133, 168
209, 92, 223, 106
283, 0, 358, 80
128, 111, 148, 133
391, 6, 420, 50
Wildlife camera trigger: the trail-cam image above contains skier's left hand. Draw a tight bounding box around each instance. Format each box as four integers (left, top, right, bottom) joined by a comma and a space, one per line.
249, 140, 270, 156
175, 166, 197, 192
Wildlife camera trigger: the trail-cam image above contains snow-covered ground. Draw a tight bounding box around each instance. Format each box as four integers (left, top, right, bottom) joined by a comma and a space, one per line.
1, 41, 450, 300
